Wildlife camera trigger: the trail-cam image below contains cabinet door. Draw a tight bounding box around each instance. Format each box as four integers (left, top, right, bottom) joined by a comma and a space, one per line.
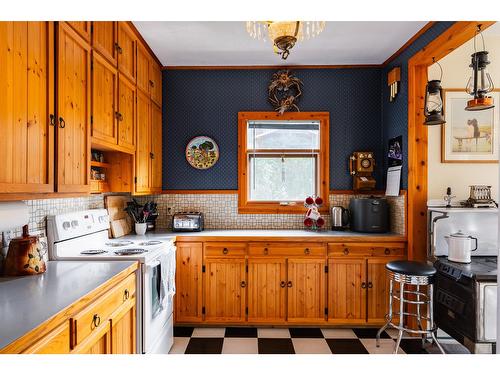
150, 60, 162, 106
287, 258, 326, 322
56, 22, 91, 193
117, 22, 136, 84
22, 322, 70, 354
91, 52, 118, 145
0, 22, 54, 194
328, 257, 367, 324
111, 298, 136, 354
66, 21, 91, 42
117, 75, 136, 151
150, 102, 163, 191
175, 242, 203, 323
247, 258, 286, 323
367, 257, 403, 324
73, 321, 111, 354
135, 90, 150, 193
92, 21, 117, 66
204, 257, 246, 322
136, 42, 150, 95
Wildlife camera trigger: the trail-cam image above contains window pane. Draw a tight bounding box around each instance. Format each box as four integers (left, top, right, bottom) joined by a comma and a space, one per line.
249, 156, 317, 201
247, 120, 320, 149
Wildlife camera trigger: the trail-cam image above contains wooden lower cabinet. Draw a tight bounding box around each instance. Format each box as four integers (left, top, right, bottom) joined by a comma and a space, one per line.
367, 257, 401, 324
175, 242, 204, 323
74, 321, 112, 354
22, 323, 70, 354
110, 298, 136, 354
204, 257, 246, 322
247, 258, 286, 323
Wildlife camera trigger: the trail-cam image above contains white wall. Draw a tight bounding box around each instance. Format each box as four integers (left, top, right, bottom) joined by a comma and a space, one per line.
427, 30, 500, 201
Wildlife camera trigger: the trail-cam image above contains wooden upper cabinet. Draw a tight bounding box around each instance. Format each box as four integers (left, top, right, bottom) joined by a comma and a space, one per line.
136, 42, 150, 95
117, 75, 136, 152
328, 257, 366, 324
204, 257, 246, 322
91, 21, 117, 66
150, 61, 162, 106
0, 21, 55, 194
117, 22, 136, 84
150, 102, 163, 191
135, 90, 150, 193
66, 21, 91, 42
175, 242, 203, 323
91, 52, 118, 146
247, 258, 286, 323
56, 22, 91, 193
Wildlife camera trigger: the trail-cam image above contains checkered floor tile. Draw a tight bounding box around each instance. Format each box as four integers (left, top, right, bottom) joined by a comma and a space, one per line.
169, 327, 470, 354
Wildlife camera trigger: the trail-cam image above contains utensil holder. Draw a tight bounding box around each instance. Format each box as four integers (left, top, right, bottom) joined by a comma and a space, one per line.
135, 223, 147, 235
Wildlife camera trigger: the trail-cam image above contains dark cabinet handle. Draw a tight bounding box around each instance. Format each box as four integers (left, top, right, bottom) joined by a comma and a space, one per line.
304, 248, 310, 255
263, 247, 269, 255
58, 117, 65, 128
368, 282, 373, 289
124, 289, 130, 301
92, 314, 101, 328
222, 248, 228, 255
361, 282, 367, 289
115, 42, 123, 54
150, 152, 155, 159
280, 281, 286, 288
115, 112, 123, 121
149, 79, 154, 87
240, 281, 246, 288
384, 248, 390, 255
49, 114, 56, 126
343, 248, 349, 255
287, 281, 293, 288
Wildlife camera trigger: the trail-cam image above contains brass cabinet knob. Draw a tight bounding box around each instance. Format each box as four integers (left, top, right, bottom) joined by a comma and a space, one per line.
343, 248, 349, 255
280, 281, 286, 288
304, 248, 310, 255
222, 248, 229, 255
92, 314, 101, 328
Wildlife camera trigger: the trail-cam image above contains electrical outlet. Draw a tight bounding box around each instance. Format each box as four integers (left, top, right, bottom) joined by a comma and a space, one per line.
166, 206, 175, 215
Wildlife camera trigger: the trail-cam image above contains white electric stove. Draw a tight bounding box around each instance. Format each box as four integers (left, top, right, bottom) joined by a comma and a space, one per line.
47, 209, 176, 354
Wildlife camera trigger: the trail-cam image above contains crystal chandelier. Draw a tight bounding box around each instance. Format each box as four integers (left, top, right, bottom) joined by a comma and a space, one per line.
246, 21, 326, 60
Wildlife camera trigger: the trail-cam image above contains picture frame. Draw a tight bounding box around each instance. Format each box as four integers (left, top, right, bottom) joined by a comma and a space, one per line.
442, 89, 499, 163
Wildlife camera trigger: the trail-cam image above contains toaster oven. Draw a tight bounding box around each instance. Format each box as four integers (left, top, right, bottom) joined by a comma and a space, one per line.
172, 212, 204, 232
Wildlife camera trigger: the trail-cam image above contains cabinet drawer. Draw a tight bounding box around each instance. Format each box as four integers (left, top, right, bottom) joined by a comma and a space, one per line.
328, 243, 406, 257
204, 242, 247, 257
72, 272, 136, 347
248, 243, 326, 257
372, 245, 406, 257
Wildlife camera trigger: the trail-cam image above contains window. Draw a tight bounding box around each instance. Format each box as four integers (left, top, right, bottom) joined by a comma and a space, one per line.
238, 112, 329, 214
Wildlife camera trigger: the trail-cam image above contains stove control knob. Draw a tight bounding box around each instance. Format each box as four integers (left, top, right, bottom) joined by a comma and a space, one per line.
71, 220, 79, 229
62, 221, 71, 230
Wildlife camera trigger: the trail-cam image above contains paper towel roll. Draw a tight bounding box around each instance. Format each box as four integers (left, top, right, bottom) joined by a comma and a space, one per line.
0, 201, 29, 232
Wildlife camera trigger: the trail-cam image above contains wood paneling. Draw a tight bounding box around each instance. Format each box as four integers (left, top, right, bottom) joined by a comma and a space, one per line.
150, 60, 162, 106
110, 298, 136, 354
56, 22, 91, 193
135, 89, 150, 193
66, 21, 91, 42
92, 21, 117, 66
204, 257, 246, 322
175, 242, 203, 322
91, 51, 118, 145
247, 258, 286, 323
117, 22, 136, 84
287, 258, 326, 322
117, 75, 136, 151
136, 41, 150, 95
22, 323, 70, 354
150, 102, 163, 191
328, 257, 366, 324
74, 321, 111, 354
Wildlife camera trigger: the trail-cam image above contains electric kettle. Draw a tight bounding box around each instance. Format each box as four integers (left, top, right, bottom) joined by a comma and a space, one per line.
331, 206, 349, 230
445, 230, 478, 264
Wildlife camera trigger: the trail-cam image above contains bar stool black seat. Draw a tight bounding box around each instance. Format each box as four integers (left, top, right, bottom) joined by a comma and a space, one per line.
376, 260, 445, 354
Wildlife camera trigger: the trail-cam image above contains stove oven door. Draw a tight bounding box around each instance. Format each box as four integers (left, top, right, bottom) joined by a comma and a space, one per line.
143, 253, 174, 353
478, 283, 497, 342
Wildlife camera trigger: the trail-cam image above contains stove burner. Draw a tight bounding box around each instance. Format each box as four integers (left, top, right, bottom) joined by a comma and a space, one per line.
105, 241, 133, 247
113, 248, 148, 256
80, 249, 108, 255
137, 241, 162, 246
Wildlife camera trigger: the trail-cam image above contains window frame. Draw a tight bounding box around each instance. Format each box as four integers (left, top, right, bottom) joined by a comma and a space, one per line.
238, 111, 330, 214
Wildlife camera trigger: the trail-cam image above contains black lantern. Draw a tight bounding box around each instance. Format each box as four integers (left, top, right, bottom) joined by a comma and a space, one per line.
424, 79, 445, 125
465, 26, 495, 111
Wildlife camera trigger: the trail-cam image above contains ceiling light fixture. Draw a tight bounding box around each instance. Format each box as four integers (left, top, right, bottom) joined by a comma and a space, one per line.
246, 21, 326, 60
465, 24, 495, 111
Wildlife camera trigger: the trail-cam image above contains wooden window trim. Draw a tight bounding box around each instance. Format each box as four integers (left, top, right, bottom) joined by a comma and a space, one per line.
238, 111, 330, 214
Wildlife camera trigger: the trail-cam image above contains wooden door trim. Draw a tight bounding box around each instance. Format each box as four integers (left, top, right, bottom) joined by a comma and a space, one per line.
406, 21, 495, 261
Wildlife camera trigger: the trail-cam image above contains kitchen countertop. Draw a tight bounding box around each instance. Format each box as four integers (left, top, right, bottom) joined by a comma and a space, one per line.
0, 260, 137, 351
122, 229, 406, 242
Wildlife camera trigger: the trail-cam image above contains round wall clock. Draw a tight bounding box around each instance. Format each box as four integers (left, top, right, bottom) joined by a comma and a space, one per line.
185, 136, 220, 170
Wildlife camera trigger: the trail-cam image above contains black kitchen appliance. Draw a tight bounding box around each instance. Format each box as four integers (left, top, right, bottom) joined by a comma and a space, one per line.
349, 197, 389, 233
172, 212, 204, 232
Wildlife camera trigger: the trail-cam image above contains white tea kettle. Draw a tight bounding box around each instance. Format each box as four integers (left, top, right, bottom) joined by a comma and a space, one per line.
445, 230, 478, 263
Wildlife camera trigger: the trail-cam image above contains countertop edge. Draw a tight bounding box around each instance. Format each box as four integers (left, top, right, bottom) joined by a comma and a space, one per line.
173, 234, 407, 243
0, 261, 139, 353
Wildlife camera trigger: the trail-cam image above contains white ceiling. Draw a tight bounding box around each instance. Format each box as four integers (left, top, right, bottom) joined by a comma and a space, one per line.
133, 21, 429, 66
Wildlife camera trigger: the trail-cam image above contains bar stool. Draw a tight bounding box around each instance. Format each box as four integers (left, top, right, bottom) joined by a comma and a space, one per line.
376, 260, 445, 354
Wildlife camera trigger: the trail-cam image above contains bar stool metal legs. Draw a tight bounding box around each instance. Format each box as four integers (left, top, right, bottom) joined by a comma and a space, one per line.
375, 266, 445, 354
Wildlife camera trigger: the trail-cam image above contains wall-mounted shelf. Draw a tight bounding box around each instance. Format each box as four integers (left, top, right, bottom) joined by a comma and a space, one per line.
90, 161, 112, 168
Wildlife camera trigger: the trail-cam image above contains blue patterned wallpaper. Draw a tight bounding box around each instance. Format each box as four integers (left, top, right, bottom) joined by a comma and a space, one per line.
381, 22, 455, 188
163, 68, 383, 190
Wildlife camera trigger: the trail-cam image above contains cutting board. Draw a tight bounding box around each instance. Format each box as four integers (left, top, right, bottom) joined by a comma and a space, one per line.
105, 195, 132, 238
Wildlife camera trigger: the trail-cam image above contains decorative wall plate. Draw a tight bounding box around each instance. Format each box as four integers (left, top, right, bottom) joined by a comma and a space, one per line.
185, 136, 220, 169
